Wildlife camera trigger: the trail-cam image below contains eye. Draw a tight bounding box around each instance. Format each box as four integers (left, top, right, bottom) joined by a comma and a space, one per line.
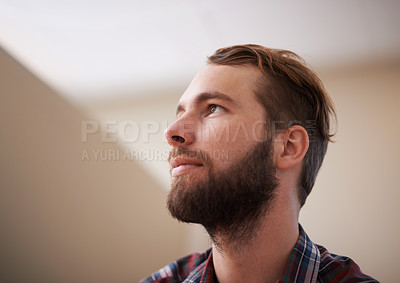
208, 104, 224, 115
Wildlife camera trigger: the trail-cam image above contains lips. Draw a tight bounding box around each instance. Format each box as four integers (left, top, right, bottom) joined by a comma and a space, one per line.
170, 156, 204, 177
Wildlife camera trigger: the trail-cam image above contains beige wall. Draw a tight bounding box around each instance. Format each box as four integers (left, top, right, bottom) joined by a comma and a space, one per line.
0, 48, 186, 282
1, 45, 399, 282
300, 63, 400, 281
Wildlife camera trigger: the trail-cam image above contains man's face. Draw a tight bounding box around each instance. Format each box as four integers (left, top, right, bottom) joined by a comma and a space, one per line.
165, 64, 278, 244
166, 64, 267, 177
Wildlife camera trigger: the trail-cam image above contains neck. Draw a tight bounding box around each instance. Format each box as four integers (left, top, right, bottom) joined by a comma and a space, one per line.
211, 193, 300, 283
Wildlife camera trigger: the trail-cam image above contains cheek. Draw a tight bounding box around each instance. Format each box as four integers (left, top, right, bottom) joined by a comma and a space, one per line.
199, 122, 256, 169
198, 120, 231, 144
224, 119, 265, 146
251, 120, 267, 142
200, 119, 261, 144
197, 117, 266, 170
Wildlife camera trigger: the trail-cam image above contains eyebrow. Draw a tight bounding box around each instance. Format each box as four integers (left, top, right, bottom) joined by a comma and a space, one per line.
176, 91, 236, 115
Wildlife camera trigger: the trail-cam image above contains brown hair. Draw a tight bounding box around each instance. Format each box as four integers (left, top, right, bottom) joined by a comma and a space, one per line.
208, 44, 336, 207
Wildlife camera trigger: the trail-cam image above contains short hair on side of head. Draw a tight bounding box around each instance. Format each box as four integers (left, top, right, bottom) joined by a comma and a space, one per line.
207, 44, 336, 207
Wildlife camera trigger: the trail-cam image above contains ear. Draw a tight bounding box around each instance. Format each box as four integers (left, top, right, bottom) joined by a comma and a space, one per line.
274, 125, 309, 170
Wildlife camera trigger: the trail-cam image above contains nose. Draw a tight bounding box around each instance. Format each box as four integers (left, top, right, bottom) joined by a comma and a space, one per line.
165, 117, 195, 147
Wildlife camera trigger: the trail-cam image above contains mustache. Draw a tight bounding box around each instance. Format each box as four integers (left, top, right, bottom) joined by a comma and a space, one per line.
168, 147, 211, 165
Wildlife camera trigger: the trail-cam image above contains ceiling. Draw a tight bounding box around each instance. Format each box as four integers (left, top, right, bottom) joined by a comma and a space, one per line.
1, 0, 400, 104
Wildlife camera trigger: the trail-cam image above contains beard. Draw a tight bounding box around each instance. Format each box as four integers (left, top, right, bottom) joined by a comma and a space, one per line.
167, 140, 279, 250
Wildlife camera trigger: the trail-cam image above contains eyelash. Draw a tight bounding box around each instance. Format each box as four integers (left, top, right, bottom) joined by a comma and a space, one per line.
207, 104, 225, 115
176, 104, 227, 119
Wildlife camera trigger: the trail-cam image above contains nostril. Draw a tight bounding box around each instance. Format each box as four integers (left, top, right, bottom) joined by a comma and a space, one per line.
172, 136, 185, 143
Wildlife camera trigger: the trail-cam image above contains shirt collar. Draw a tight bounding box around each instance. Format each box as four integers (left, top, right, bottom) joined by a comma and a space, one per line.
278, 224, 320, 282
200, 251, 217, 282
200, 225, 320, 283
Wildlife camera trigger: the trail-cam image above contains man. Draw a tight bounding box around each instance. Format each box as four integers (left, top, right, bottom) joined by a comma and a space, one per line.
140, 44, 377, 282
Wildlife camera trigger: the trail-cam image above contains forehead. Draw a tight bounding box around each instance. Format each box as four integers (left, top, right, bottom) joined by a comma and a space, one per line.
178, 64, 263, 107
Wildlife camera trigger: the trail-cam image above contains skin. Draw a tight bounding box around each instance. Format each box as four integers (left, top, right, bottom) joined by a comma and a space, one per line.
165, 64, 309, 283
166, 65, 266, 176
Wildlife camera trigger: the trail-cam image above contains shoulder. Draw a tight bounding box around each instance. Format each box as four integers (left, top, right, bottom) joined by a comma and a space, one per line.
316, 245, 379, 282
139, 249, 212, 283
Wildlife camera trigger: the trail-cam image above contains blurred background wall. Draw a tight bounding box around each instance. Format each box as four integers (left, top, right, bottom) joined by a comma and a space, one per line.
0, 1, 399, 282
0, 49, 186, 282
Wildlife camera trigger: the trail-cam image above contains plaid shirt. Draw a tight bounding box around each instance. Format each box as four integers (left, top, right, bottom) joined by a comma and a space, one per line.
140, 225, 378, 282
